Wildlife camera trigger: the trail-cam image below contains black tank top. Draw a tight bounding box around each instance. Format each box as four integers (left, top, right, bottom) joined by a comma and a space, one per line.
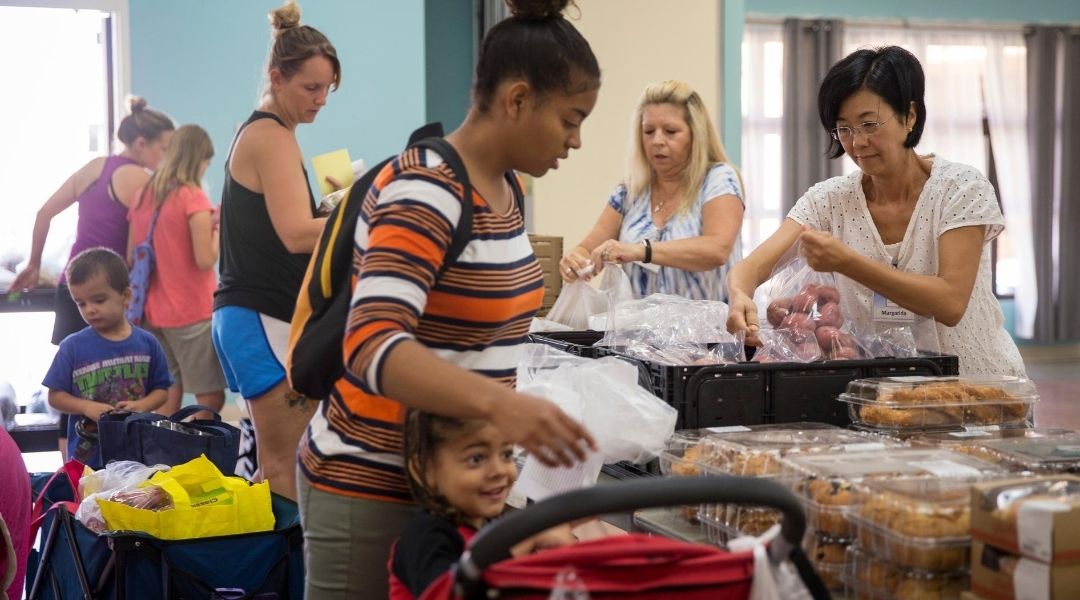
214, 111, 316, 322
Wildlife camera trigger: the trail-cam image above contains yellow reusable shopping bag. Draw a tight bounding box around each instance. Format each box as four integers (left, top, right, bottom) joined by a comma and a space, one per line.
96, 454, 274, 540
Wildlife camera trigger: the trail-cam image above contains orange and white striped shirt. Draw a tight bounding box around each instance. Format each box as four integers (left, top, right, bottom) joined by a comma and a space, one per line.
299, 147, 543, 502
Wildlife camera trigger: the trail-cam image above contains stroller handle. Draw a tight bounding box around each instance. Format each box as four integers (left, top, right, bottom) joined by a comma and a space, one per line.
458, 475, 806, 582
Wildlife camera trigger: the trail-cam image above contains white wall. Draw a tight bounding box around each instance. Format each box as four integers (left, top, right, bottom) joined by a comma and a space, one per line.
532, 0, 724, 251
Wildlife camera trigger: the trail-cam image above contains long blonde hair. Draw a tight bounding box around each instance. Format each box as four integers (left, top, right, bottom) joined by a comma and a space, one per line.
626, 80, 743, 214
138, 125, 213, 209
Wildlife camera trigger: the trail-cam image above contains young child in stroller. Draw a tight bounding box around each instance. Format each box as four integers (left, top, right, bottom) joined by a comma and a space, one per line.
389, 410, 577, 599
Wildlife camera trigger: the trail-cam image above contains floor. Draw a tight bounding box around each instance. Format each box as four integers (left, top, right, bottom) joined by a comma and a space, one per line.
1028, 358, 1080, 430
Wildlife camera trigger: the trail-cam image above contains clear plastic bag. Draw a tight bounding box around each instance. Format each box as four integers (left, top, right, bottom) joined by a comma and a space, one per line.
542, 267, 634, 331
753, 246, 866, 362
518, 344, 677, 464
597, 294, 745, 365
75, 460, 169, 533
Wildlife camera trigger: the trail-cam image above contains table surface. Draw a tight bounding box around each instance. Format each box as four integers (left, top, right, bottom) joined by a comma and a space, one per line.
0, 288, 56, 313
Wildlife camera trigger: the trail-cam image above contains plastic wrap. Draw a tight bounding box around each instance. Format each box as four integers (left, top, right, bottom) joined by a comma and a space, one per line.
598, 294, 745, 365
75, 461, 169, 533
752, 248, 864, 363
541, 266, 633, 331
517, 344, 677, 464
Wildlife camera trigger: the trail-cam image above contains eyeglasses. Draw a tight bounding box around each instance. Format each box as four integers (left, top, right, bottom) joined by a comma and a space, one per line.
830, 113, 895, 141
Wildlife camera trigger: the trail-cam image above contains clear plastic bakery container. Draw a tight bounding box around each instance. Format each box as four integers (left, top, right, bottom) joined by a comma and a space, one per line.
838, 375, 1038, 432
979, 434, 1080, 474
842, 546, 969, 600
806, 534, 852, 591
784, 448, 1006, 537
702, 423, 904, 477
660, 422, 867, 476
851, 477, 979, 571
908, 428, 1078, 469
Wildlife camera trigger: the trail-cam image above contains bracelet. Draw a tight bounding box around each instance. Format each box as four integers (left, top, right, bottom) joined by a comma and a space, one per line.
641, 238, 652, 263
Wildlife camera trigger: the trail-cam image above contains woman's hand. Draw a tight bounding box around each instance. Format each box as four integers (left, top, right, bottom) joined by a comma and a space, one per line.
558, 246, 593, 282
588, 240, 644, 276
726, 290, 762, 346
799, 228, 853, 273
489, 392, 596, 468
8, 263, 40, 293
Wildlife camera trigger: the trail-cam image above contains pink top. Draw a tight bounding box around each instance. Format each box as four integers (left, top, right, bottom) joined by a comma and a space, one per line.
128, 185, 216, 328
0, 429, 30, 600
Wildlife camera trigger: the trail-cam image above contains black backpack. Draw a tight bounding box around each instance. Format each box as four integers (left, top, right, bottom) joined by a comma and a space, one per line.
286, 123, 522, 400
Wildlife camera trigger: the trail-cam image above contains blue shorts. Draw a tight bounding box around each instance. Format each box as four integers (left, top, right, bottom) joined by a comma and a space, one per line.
211, 306, 291, 400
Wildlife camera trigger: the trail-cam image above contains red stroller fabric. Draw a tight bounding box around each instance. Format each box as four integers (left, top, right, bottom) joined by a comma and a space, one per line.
421, 533, 756, 600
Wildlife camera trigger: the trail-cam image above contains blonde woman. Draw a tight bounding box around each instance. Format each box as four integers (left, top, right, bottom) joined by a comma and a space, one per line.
213, 1, 338, 500
128, 125, 226, 417
561, 80, 745, 301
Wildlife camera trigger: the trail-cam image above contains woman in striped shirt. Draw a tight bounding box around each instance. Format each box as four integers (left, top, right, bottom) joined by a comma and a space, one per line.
297, 1, 600, 597
561, 80, 745, 301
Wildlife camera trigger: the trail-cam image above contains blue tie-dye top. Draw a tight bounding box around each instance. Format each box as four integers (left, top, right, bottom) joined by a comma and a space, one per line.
609, 163, 743, 302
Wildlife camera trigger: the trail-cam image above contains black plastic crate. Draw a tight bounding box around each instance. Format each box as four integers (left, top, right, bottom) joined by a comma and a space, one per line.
596, 349, 960, 430
528, 331, 604, 358
768, 362, 863, 427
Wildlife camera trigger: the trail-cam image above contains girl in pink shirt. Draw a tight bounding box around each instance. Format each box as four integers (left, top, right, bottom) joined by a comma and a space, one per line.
128, 125, 226, 416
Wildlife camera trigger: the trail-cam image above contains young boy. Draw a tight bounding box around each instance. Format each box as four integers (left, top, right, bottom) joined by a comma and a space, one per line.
42, 247, 172, 468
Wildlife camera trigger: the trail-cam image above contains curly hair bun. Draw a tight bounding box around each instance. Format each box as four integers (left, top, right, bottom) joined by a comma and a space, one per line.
269, 1, 302, 34
127, 95, 148, 113
505, 0, 570, 20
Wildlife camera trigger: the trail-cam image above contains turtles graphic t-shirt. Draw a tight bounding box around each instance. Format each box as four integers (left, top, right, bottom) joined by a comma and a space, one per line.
43, 326, 172, 468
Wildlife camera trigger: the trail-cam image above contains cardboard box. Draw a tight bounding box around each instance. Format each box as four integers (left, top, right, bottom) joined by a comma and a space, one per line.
528, 234, 563, 317
971, 475, 1080, 564
971, 539, 1080, 600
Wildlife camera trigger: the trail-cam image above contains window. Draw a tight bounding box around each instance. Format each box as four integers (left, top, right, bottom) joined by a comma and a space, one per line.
740, 23, 785, 251
0, 5, 120, 417
740, 21, 1025, 298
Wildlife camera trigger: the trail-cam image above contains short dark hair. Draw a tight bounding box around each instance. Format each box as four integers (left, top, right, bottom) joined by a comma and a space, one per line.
818, 45, 926, 159
472, 0, 601, 112
66, 248, 129, 293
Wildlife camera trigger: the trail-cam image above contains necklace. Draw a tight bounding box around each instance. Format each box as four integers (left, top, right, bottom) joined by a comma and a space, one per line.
652, 198, 666, 214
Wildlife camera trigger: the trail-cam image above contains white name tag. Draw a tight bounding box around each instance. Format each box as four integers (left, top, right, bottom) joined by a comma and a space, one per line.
873, 291, 916, 324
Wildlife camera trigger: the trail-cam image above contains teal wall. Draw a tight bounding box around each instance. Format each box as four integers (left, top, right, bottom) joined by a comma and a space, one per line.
720, 0, 1080, 166
129, 1, 429, 201
424, 0, 474, 131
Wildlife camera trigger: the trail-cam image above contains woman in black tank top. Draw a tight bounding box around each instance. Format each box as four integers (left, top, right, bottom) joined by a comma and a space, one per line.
211, 1, 340, 504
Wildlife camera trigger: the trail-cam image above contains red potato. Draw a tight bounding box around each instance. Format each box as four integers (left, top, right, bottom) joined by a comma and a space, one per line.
828, 347, 860, 360
815, 302, 844, 329
801, 283, 820, 296
816, 285, 840, 306
790, 290, 817, 313
767, 297, 792, 327
781, 312, 816, 333
815, 326, 842, 351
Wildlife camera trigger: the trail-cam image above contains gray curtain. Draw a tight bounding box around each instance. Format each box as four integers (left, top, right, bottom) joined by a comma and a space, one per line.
1027, 27, 1080, 342
781, 19, 845, 214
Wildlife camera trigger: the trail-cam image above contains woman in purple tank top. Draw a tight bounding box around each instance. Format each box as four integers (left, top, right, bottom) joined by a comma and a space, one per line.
5, 96, 173, 457
8, 96, 174, 343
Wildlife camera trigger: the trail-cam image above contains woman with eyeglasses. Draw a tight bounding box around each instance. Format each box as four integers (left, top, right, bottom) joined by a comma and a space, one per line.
726, 45, 1024, 377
